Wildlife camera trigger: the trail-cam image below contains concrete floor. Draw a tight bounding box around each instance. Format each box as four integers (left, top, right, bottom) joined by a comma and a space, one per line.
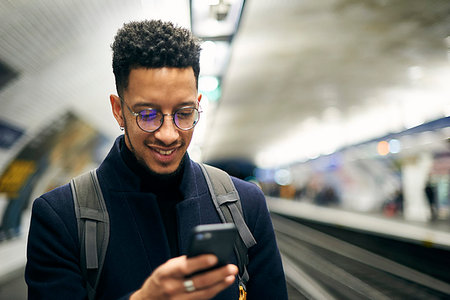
0, 271, 26, 300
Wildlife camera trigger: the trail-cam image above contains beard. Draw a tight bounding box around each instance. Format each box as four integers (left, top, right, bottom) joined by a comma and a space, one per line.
122, 115, 187, 177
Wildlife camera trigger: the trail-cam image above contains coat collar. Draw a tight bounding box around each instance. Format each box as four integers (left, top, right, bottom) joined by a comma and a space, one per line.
96, 136, 215, 258
97, 135, 209, 200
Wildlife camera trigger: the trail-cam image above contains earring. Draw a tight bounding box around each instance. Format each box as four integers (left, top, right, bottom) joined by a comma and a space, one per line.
120, 126, 124, 131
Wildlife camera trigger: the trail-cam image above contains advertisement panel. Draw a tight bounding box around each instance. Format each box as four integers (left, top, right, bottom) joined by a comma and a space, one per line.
0, 111, 109, 240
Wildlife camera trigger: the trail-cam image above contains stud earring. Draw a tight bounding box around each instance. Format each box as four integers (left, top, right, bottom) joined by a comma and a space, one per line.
120, 126, 124, 131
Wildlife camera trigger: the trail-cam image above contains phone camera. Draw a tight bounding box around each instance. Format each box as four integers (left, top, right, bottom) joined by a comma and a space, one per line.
196, 232, 212, 240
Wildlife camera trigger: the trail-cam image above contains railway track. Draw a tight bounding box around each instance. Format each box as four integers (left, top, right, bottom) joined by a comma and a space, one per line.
271, 214, 450, 299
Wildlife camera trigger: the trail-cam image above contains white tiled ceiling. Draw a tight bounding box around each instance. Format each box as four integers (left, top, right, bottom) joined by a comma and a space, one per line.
0, 0, 449, 168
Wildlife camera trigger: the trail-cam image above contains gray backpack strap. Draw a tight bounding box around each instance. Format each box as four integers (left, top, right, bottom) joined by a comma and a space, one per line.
70, 169, 109, 300
199, 163, 257, 290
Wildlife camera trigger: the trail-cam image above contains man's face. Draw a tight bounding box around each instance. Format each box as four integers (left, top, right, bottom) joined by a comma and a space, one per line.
111, 67, 200, 174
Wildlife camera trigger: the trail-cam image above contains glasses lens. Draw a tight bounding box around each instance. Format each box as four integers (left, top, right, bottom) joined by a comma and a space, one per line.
174, 107, 199, 130
138, 109, 161, 132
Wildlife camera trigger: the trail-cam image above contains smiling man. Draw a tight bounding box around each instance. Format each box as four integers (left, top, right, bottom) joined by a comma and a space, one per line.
25, 20, 287, 300
112, 67, 199, 175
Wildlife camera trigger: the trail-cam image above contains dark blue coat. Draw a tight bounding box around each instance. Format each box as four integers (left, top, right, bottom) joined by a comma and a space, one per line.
25, 136, 287, 299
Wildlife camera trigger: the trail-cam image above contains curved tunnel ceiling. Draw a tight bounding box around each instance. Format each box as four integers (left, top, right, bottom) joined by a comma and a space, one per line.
0, 0, 449, 169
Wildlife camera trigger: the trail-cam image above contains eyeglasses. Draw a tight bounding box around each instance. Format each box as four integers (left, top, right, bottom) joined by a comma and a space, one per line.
120, 98, 201, 133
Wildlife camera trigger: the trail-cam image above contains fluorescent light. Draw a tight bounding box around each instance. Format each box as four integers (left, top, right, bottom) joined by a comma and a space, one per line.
199, 76, 219, 92
191, 0, 245, 38
200, 41, 230, 76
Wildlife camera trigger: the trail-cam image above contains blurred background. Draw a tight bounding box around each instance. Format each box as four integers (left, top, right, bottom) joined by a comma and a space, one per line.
0, 0, 449, 299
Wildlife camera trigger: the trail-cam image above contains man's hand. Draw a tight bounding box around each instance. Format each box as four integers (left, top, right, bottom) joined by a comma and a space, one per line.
130, 255, 238, 300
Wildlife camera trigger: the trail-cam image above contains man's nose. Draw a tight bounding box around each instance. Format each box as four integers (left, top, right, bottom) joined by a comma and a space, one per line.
154, 115, 180, 145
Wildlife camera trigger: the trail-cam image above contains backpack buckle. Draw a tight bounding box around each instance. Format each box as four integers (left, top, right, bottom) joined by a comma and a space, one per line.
239, 284, 247, 300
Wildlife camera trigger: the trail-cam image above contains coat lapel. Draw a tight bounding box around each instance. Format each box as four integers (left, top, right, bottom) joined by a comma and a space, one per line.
97, 136, 223, 270
107, 190, 171, 273
177, 198, 201, 254
177, 160, 224, 254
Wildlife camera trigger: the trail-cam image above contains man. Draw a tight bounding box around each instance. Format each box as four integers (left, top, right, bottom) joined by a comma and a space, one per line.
25, 20, 287, 299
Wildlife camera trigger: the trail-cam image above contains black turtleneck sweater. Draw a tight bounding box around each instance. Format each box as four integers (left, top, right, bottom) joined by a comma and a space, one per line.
120, 140, 185, 257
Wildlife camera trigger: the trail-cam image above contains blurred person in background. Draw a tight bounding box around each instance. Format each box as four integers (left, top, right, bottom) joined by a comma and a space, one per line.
425, 179, 437, 221
25, 20, 287, 300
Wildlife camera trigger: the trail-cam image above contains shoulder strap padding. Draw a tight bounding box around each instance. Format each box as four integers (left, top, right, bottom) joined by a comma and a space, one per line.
200, 163, 256, 287
200, 164, 256, 248
70, 170, 109, 300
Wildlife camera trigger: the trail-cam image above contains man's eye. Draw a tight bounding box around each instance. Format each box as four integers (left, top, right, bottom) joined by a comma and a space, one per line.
139, 110, 159, 121
177, 109, 195, 119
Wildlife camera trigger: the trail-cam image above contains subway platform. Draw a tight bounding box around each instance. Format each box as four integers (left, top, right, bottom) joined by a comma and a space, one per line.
1, 199, 449, 299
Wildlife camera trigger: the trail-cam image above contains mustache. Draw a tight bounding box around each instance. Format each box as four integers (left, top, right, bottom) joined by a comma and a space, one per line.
122, 123, 185, 148
146, 140, 185, 148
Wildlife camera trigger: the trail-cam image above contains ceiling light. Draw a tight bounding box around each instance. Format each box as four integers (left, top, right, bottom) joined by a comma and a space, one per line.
199, 75, 219, 92
190, 0, 245, 39
200, 40, 231, 76
274, 169, 292, 186
199, 75, 221, 102
389, 139, 401, 154
377, 141, 389, 156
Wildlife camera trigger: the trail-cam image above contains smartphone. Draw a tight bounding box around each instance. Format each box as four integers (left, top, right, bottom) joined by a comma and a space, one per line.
187, 223, 237, 272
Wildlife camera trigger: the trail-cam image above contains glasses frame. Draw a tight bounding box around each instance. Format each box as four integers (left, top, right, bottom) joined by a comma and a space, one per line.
120, 98, 201, 133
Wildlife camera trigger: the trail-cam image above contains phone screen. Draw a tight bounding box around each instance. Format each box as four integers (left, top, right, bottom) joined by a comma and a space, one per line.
187, 223, 237, 270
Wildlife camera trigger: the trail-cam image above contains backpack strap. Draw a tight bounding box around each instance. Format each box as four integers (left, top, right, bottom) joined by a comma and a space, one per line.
70, 169, 109, 300
69, 165, 255, 298
199, 163, 257, 292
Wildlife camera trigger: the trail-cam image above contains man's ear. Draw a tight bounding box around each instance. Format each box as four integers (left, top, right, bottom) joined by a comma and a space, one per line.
197, 93, 202, 105
110, 95, 124, 127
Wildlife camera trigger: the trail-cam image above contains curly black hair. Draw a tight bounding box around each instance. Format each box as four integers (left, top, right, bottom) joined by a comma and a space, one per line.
111, 20, 202, 97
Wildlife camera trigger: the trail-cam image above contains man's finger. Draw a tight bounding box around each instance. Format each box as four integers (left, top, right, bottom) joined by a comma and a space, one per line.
183, 254, 219, 276
184, 273, 237, 300
157, 255, 218, 278
188, 264, 238, 290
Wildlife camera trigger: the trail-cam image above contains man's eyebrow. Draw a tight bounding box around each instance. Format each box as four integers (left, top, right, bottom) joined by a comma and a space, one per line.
133, 102, 158, 109
178, 100, 197, 107
133, 100, 197, 110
